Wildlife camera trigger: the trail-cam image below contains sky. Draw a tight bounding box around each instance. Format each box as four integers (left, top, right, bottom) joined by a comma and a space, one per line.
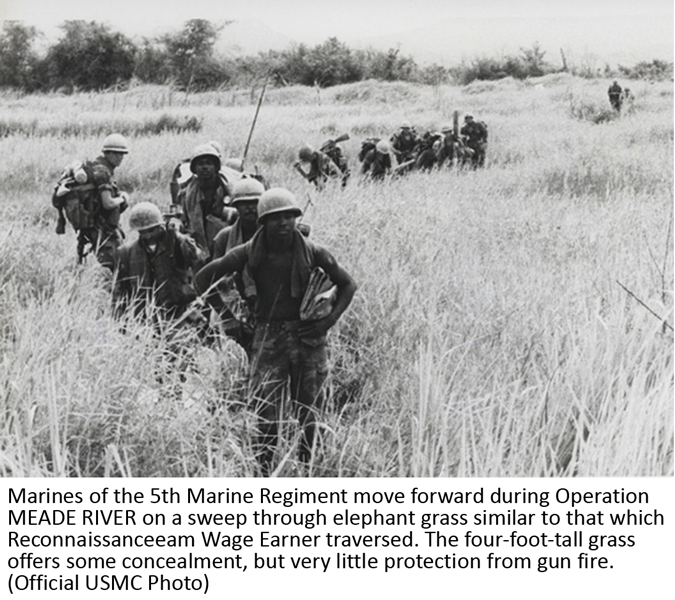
1, 0, 673, 44
0, 0, 672, 68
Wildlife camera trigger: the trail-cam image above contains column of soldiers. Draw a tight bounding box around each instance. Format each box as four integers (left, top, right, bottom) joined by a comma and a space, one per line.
354, 114, 489, 179
290, 113, 490, 188
55, 133, 356, 476
54, 113, 487, 474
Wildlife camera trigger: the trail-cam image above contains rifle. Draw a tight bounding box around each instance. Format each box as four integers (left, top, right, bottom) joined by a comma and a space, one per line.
241, 73, 270, 171
319, 132, 350, 153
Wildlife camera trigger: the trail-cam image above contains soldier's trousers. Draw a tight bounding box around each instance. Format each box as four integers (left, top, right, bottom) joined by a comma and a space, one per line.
248, 320, 328, 475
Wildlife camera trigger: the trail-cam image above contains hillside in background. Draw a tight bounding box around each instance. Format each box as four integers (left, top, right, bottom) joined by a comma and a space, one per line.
218, 15, 672, 68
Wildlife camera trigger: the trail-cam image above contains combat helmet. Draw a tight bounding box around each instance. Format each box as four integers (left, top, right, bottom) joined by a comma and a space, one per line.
189, 144, 222, 173
401, 120, 412, 129
128, 202, 164, 231
224, 158, 244, 172
102, 133, 130, 154
375, 139, 391, 154
298, 144, 314, 162
208, 140, 223, 156
257, 188, 302, 223
231, 179, 265, 205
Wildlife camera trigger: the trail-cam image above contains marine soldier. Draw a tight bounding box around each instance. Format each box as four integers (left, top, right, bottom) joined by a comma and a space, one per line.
211, 178, 266, 355
113, 202, 207, 320
113, 202, 209, 398
390, 121, 419, 165
608, 80, 623, 112
76, 133, 130, 270
195, 188, 357, 475
177, 144, 236, 260
437, 124, 473, 168
460, 115, 488, 168
170, 140, 223, 203
360, 139, 392, 180
294, 144, 342, 190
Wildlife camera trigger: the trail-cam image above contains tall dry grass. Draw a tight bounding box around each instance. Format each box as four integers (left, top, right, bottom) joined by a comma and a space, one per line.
0, 75, 672, 477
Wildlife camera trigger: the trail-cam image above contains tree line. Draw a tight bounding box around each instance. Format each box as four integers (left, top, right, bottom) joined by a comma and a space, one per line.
1, 19, 672, 94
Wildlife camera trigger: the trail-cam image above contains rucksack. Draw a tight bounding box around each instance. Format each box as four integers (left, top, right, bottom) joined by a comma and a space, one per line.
51, 160, 97, 234
321, 144, 349, 175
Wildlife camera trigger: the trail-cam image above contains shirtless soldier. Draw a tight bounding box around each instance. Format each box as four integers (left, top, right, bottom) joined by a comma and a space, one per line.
195, 188, 357, 475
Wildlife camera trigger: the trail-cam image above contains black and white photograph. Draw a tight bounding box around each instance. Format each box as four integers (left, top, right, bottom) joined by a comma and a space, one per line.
0, 0, 672, 479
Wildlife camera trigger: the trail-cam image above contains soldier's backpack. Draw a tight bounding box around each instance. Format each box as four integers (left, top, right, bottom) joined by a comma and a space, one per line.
322, 144, 349, 175
51, 160, 98, 234
319, 134, 350, 175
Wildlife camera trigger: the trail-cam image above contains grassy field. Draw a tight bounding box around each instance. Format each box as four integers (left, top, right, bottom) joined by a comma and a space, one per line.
0, 74, 672, 477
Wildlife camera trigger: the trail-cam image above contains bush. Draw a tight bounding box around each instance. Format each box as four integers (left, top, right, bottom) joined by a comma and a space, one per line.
45, 21, 136, 91
618, 59, 674, 82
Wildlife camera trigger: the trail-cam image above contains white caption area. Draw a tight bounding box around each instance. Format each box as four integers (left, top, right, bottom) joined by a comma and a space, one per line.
1, 478, 673, 598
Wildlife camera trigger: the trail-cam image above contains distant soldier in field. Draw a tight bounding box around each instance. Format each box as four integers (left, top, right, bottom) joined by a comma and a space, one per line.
390, 121, 419, 165
460, 115, 488, 168
608, 80, 623, 112
413, 130, 442, 171
69, 133, 130, 270
177, 144, 237, 261
195, 188, 357, 475
437, 124, 473, 168
294, 144, 342, 190
361, 139, 393, 180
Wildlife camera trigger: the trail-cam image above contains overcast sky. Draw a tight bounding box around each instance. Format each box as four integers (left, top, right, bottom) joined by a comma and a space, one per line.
1, 0, 673, 44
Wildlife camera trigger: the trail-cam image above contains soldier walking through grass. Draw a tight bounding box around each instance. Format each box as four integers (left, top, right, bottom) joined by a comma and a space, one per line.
177, 144, 236, 260
195, 188, 357, 475
69, 133, 130, 269
608, 80, 623, 112
113, 201, 207, 319
294, 144, 342, 190
113, 202, 209, 398
360, 139, 393, 180
460, 115, 488, 168
211, 178, 267, 355
390, 121, 418, 165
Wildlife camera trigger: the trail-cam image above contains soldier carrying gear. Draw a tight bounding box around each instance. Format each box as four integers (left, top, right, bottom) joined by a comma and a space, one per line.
361, 139, 392, 180
319, 134, 350, 188
460, 115, 488, 169
176, 144, 237, 261
113, 201, 209, 399
437, 124, 472, 168
195, 187, 357, 475
413, 130, 443, 171
390, 121, 419, 165
608, 80, 623, 112
113, 201, 207, 320
211, 178, 266, 354
358, 137, 380, 162
55, 133, 131, 270
213, 178, 265, 259
294, 144, 343, 190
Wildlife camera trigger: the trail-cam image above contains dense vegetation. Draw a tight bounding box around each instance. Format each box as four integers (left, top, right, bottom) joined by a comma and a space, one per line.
1, 19, 672, 94
0, 73, 672, 477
